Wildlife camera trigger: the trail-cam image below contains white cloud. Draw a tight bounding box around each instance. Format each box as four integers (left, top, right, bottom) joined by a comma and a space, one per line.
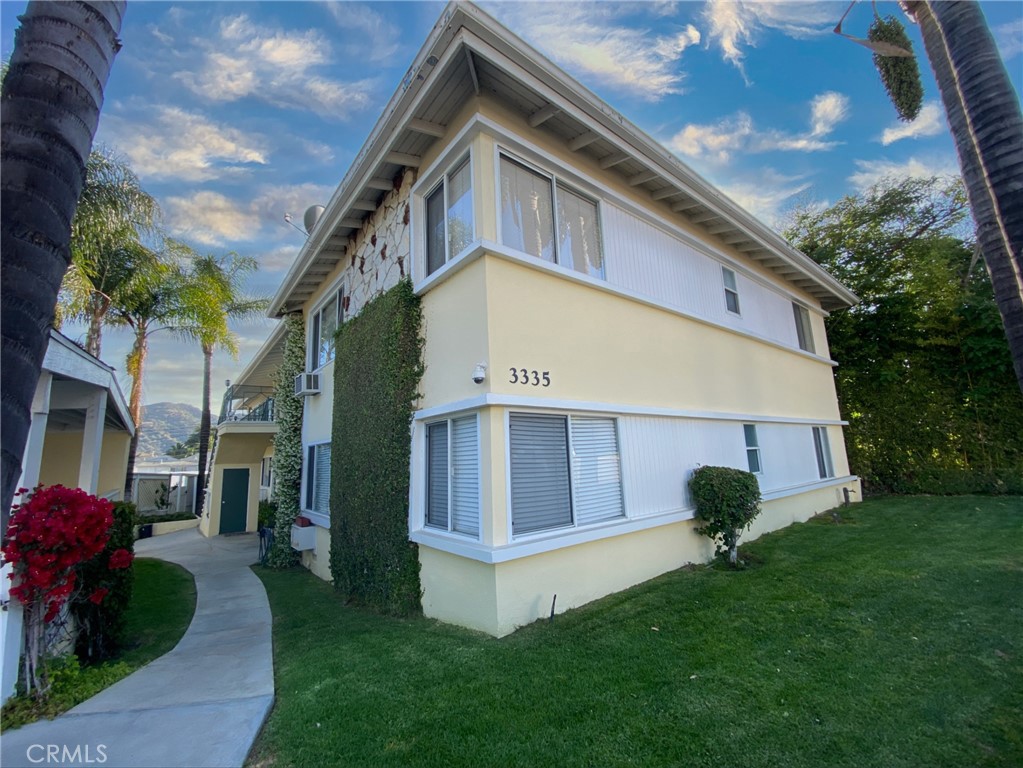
810, 92, 849, 137
174, 14, 374, 120
163, 183, 334, 248
717, 169, 812, 228
104, 107, 268, 183
165, 191, 263, 246
323, 2, 401, 63
880, 102, 945, 145
702, 0, 836, 81
487, 3, 700, 100
669, 92, 848, 164
257, 245, 302, 273
995, 18, 1023, 61
848, 155, 959, 192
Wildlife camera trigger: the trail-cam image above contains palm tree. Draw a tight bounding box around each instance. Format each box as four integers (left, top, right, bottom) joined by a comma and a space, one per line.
900, 1, 1023, 392
108, 241, 193, 498
181, 253, 268, 515
60, 147, 160, 357
1, 1, 126, 523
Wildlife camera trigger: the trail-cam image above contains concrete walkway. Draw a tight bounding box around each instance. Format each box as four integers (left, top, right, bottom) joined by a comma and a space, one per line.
1, 530, 274, 768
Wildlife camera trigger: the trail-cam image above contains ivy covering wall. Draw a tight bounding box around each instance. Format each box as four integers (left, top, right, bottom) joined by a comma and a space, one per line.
330, 279, 424, 614
267, 313, 305, 569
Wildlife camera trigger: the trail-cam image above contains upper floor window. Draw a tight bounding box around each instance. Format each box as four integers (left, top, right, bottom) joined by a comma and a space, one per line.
793, 303, 816, 353
499, 154, 604, 279
426, 156, 474, 276
310, 286, 343, 369
722, 267, 741, 315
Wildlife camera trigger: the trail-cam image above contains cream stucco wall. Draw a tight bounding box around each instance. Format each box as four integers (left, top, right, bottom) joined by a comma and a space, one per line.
299, 525, 333, 582
38, 429, 131, 497
420, 479, 859, 637
481, 255, 841, 421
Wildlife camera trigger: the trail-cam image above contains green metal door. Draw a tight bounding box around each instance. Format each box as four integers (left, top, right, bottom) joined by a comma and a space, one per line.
220, 468, 249, 534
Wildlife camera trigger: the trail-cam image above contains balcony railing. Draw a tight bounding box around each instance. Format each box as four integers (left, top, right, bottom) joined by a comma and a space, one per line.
218, 385, 276, 425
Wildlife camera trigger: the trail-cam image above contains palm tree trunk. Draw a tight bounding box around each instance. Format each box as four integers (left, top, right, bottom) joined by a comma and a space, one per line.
904, 1, 1023, 393
195, 343, 213, 516
123, 327, 148, 500
86, 294, 110, 357
1, 1, 126, 527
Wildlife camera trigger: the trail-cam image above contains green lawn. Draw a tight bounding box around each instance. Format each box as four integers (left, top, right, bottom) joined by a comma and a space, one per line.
250, 496, 1022, 768
1, 557, 196, 730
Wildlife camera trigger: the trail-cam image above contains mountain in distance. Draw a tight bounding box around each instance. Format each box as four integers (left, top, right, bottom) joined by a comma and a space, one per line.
138, 402, 202, 458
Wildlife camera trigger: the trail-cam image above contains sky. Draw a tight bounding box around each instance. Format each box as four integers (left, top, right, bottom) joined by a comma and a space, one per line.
2, 0, 1021, 413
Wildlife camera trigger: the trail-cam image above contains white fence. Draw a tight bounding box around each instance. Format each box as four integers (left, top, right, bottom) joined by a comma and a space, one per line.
133, 473, 197, 514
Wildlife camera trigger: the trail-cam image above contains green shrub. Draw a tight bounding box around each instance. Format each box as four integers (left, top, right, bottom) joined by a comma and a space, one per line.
868, 15, 923, 122
70, 501, 137, 664
258, 499, 277, 530
330, 279, 424, 615
689, 466, 762, 567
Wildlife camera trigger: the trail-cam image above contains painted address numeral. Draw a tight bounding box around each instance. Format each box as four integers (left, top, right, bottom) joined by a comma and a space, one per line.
509, 368, 551, 387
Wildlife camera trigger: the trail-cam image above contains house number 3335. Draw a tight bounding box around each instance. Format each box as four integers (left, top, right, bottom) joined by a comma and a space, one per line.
509, 368, 551, 387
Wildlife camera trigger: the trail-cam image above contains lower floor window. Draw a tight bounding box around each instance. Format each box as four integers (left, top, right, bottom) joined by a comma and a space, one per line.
426, 415, 480, 537
812, 427, 834, 479
509, 412, 623, 536
305, 443, 331, 515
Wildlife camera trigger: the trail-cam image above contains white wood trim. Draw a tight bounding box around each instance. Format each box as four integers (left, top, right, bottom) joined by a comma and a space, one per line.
414, 394, 848, 427
411, 474, 858, 564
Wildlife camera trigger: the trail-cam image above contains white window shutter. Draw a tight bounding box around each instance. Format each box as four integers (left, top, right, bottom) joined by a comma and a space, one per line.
450, 416, 479, 536
570, 417, 624, 525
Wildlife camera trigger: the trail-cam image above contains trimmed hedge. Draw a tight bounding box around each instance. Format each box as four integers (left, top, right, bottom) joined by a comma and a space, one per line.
330, 280, 424, 615
689, 466, 762, 567
71, 501, 137, 663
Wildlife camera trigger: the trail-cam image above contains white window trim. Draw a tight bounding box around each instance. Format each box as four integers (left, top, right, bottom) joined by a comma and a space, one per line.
302, 441, 332, 518
793, 302, 816, 353
743, 423, 763, 475
308, 282, 345, 373
722, 266, 742, 316
813, 426, 835, 479
423, 413, 482, 541
412, 474, 860, 564
495, 147, 606, 280
423, 154, 476, 277
411, 124, 479, 288
504, 409, 625, 541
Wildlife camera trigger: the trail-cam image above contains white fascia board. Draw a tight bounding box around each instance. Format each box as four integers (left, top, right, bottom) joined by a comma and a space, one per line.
42, 330, 134, 434
269, 2, 466, 318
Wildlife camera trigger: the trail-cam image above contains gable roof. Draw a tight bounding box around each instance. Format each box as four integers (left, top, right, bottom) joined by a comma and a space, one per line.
270, 1, 857, 316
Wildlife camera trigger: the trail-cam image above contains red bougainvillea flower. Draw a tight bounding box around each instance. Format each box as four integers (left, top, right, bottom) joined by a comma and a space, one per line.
1, 485, 114, 615
88, 587, 110, 605
107, 548, 134, 570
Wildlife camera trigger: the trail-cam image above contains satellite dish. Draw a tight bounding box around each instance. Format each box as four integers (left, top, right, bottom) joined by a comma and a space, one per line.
304, 205, 326, 234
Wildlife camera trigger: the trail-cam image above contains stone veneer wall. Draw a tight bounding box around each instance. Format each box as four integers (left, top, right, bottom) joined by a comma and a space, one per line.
340, 168, 415, 320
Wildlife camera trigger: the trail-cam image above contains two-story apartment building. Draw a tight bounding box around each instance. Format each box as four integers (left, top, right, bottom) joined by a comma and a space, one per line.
207, 2, 860, 637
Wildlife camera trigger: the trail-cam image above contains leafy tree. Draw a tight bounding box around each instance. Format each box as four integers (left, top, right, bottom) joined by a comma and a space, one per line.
179, 253, 268, 515
786, 177, 1023, 493
58, 147, 160, 357
1, 1, 126, 523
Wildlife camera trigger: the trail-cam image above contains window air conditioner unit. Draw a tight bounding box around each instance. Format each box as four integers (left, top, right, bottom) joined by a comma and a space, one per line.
294, 373, 321, 397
